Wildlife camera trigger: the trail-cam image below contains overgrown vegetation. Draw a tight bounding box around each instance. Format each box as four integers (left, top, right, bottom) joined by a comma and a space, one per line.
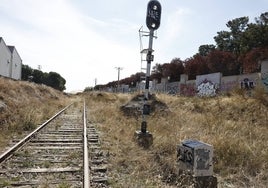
1, 76, 267, 187
22, 64, 66, 91
85, 91, 268, 187
0, 77, 68, 153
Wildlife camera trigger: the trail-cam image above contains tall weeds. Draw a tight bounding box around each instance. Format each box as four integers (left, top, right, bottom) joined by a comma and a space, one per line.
85, 91, 268, 187
0, 77, 68, 152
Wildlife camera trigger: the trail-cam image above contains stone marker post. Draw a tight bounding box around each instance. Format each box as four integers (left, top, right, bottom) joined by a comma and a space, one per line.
177, 139, 217, 188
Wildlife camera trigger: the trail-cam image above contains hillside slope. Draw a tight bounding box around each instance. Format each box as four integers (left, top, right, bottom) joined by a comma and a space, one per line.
0, 77, 68, 153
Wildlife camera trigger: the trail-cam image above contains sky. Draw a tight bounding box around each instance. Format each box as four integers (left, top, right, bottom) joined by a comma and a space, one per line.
0, 0, 267, 92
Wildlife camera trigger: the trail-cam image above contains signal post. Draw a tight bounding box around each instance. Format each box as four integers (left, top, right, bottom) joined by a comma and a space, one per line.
135, 0, 162, 148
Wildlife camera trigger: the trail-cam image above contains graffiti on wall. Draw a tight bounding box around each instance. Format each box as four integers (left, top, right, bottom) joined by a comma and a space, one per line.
261, 60, 268, 90
166, 82, 180, 94
197, 79, 218, 97
196, 73, 221, 87
240, 78, 255, 90
180, 83, 196, 96
262, 72, 268, 88
167, 85, 179, 94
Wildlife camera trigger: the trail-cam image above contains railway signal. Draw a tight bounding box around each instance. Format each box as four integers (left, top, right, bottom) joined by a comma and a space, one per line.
115, 67, 123, 92
135, 0, 162, 148
146, 0, 162, 30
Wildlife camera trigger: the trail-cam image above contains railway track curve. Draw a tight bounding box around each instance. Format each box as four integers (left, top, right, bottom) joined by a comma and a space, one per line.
0, 100, 108, 187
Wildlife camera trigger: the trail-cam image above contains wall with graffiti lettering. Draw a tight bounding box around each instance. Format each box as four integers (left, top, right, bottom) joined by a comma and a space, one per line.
197, 79, 218, 97
238, 73, 260, 90
147, 60, 267, 96
196, 72, 221, 87
166, 82, 180, 94
196, 73, 221, 97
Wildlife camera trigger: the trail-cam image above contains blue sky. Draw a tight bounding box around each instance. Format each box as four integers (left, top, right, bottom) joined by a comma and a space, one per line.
0, 0, 267, 92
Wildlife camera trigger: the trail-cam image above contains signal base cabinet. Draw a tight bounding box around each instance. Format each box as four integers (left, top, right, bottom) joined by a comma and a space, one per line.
177, 139, 213, 177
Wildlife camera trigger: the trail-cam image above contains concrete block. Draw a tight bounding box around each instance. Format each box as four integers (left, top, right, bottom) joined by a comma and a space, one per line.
177, 139, 213, 177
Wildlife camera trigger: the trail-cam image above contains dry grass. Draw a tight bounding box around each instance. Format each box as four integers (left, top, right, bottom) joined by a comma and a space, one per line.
1, 77, 267, 187
85, 91, 268, 187
0, 77, 68, 153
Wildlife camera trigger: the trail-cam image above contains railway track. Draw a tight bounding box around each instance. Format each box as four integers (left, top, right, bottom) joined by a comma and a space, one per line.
0, 101, 108, 187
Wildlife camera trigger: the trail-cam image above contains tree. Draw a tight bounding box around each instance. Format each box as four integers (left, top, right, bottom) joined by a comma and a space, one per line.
106, 80, 117, 88
184, 55, 209, 79
166, 58, 184, 82
214, 31, 232, 52
21, 64, 33, 80
101, 12, 268, 86
198, 44, 216, 56
242, 12, 268, 52
241, 47, 268, 73
214, 17, 249, 55
151, 58, 184, 82
32, 69, 43, 84
84, 87, 93, 92
207, 50, 239, 76
43, 72, 66, 91
151, 63, 164, 83
120, 72, 144, 86
255, 12, 268, 25
21, 64, 66, 91
184, 57, 199, 80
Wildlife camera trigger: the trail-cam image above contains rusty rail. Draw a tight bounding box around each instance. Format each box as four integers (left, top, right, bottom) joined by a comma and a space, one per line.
83, 100, 90, 188
0, 103, 72, 163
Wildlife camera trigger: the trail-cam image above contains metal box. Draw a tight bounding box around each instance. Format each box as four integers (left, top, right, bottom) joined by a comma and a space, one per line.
177, 139, 213, 177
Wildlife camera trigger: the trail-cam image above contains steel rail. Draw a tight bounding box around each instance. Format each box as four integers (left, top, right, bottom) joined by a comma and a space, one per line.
0, 103, 73, 163
83, 100, 90, 188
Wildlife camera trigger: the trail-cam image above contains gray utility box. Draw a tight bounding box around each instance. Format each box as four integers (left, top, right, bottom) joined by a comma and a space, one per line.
177, 139, 213, 177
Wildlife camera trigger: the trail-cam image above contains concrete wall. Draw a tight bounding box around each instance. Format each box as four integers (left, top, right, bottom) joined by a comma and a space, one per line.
196, 72, 222, 87
150, 71, 263, 96
109, 60, 268, 95
237, 73, 261, 90
167, 82, 180, 94
221, 75, 239, 92
261, 60, 268, 91
180, 80, 196, 96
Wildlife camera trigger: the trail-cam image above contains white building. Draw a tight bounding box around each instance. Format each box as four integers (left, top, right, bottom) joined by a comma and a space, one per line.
0, 37, 22, 80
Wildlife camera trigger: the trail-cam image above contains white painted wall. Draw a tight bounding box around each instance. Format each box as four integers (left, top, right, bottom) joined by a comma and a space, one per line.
0, 38, 22, 80
0, 39, 12, 78
10, 47, 22, 80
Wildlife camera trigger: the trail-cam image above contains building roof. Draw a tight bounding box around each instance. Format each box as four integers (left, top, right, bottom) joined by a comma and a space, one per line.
0, 37, 5, 44
0, 37, 9, 51
7, 45, 15, 52
0, 38, 22, 62
7, 45, 22, 61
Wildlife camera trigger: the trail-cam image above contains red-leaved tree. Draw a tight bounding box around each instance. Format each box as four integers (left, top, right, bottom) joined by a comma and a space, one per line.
207, 50, 239, 76
241, 47, 268, 73
184, 55, 209, 80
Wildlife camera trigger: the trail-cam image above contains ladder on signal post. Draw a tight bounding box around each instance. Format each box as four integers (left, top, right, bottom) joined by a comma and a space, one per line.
138, 26, 157, 93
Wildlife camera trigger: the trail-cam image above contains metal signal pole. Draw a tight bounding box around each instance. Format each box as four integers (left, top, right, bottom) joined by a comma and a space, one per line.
142, 0, 161, 133
144, 29, 154, 100
135, 0, 161, 148
115, 67, 123, 92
